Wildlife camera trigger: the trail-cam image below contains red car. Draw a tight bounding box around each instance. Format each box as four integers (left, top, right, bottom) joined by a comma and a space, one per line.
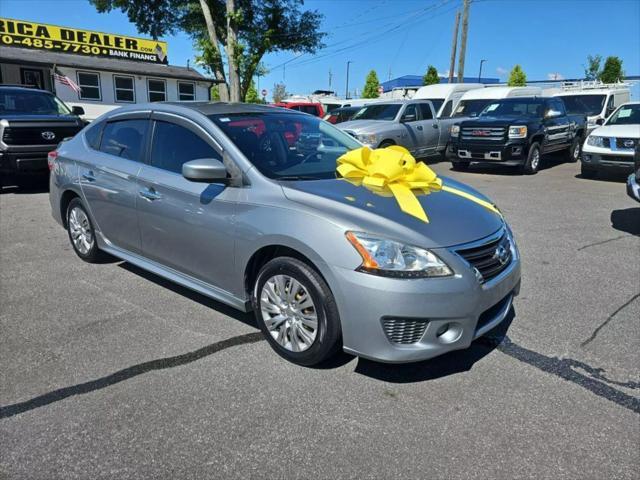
273, 102, 325, 117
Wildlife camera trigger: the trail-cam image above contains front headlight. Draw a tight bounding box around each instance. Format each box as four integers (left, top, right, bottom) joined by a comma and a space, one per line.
586, 135, 604, 147
508, 125, 527, 138
346, 232, 453, 278
356, 133, 378, 145
450, 125, 460, 137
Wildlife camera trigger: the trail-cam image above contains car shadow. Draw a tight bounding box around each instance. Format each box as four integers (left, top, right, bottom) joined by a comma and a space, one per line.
354, 307, 515, 383
0, 175, 50, 194
611, 208, 640, 236
450, 154, 570, 176
574, 169, 630, 183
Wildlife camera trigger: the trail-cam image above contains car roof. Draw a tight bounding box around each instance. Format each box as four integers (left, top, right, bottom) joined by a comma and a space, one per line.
157, 101, 307, 116
0, 85, 53, 94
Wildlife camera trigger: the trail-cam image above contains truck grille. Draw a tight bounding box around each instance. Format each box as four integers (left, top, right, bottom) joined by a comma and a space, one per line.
455, 232, 512, 282
382, 318, 428, 344
614, 138, 636, 150
461, 127, 506, 141
2, 126, 81, 146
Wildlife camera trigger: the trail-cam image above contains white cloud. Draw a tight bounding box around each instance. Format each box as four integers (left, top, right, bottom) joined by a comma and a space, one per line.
547, 73, 565, 80
496, 67, 508, 77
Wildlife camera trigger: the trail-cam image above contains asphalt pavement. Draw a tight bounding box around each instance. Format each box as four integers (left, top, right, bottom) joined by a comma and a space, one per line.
1, 156, 639, 479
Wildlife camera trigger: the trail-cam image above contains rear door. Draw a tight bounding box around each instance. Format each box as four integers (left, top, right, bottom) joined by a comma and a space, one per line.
398, 104, 422, 154
416, 102, 440, 154
135, 113, 237, 292
543, 99, 571, 151
78, 112, 149, 253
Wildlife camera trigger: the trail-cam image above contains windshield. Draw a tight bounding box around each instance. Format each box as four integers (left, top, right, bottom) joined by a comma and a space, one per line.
452, 99, 493, 118
352, 104, 402, 121
480, 99, 546, 117
210, 112, 361, 180
0, 90, 72, 115
606, 104, 640, 126
557, 94, 606, 116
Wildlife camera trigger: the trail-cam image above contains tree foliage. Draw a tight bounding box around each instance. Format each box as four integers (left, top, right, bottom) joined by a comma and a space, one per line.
422, 65, 440, 86
89, 0, 325, 102
583, 54, 602, 81
362, 70, 380, 99
272, 82, 288, 103
244, 80, 261, 103
599, 56, 624, 83
507, 65, 527, 87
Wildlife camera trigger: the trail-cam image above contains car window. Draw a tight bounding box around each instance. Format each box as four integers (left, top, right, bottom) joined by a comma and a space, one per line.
0, 90, 71, 115
150, 121, 221, 174
418, 103, 433, 120
84, 122, 103, 150
606, 104, 640, 125
99, 119, 148, 161
401, 104, 418, 122
353, 104, 402, 121
439, 100, 453, 118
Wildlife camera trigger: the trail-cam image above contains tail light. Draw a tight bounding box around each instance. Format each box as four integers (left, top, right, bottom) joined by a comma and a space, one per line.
47, 150, 58, 171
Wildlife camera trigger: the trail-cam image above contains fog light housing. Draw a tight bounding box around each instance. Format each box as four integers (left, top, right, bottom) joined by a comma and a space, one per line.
512, 146, 522, 156
583, 154, 592, 162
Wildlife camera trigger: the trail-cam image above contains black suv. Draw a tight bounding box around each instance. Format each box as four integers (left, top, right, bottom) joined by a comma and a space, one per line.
447, 97, 586, 174
0, 86, 85, 186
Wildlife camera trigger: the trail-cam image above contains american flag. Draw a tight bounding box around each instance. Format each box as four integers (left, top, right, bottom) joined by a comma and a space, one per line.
54, 68, 82, 94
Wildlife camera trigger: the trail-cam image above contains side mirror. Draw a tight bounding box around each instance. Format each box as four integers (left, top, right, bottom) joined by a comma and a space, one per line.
182, 158, 228, 183
401, 114, 416, 123
71, 106, 85, 115
545, 109, 561, 119
595, 118, 605, 126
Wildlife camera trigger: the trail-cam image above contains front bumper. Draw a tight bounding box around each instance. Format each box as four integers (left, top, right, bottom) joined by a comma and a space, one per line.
627, 173, 640, 202
447, 139, 528, 166
581, 148, 635, 172
331, 229, 522, 363
0, 150, 49, 174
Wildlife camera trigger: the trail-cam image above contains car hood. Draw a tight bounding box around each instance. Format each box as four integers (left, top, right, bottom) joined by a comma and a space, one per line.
590, 124, 640, 138
338, 119, 394, 134
1, 114, 82, 123
281, 176, 503, 248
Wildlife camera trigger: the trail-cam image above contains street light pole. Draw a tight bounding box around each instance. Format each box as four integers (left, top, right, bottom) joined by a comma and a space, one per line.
345, 61, 353, 99
478, 59, 487, 83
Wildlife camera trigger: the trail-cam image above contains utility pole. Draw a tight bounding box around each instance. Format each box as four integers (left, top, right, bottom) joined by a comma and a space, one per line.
448, 10, 460, 83
345, 60, 353, 99
457, 0, 470, 83
328, 68, 332, 89
388, 67, 392, 81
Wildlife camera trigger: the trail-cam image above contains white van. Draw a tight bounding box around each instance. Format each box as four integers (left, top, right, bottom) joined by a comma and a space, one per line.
413, 83, 484, 118
452, 86, 543, 119
552, 82, 631, 130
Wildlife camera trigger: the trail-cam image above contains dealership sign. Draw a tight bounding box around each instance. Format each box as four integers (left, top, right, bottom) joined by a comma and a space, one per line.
0, 17, 168, 64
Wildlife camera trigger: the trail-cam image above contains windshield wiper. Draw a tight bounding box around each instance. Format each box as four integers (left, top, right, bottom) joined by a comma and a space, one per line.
275, 175, 326, 181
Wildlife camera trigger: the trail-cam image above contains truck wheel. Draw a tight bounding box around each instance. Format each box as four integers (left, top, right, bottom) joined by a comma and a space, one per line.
451, 161, 470, 171
521, 143, 541, 175
580, 163, 597, 179
566, 137, 581, 163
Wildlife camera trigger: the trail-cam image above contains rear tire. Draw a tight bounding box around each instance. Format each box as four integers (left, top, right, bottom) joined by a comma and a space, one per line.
580, 163, 598, 179
566, 137, 582, 163
252, 257, 341, 366
66, 198, 105, 263
520, 142, 541, 175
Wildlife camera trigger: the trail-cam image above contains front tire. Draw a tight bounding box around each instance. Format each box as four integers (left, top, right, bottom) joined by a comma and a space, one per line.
252, 257, 341, 366
66, 198, 104, 263
566, 137, 582, 163
520, 142, 541, 175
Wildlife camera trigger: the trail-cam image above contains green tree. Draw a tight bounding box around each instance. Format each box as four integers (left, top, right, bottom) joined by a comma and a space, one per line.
599, 56, 624, 83
210, 84, 221, 100
272, 82, 288, 103
584, 54, 602, 81
507, 65, 527, 86
244, 80, 261, 103
362, 70, 380, 99
90, 0, 325, 102
422, 65, 440, 86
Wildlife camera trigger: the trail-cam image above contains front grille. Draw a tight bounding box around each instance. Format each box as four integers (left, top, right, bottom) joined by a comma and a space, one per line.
456, 232, 512, 282
2, 126, 81, 145
614, 138, 636, 150
382, 318, 428, 344
461, 127, 506, 141
601, 154, 634, 163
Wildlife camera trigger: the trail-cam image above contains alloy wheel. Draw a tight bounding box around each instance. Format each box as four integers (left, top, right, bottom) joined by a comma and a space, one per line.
260, 274, 318, 352
69, 206, 94, 255
531, 149, 540, 170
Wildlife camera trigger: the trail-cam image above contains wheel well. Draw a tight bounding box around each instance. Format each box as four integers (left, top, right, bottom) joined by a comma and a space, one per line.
530, 135, 544, 148
60, 190, 79, 228
244, 245, 324, 297
378, 139, 396, 147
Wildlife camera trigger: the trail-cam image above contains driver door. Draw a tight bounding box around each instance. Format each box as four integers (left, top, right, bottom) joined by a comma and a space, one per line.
135, 113, 238, 293
399, 104, 422, 154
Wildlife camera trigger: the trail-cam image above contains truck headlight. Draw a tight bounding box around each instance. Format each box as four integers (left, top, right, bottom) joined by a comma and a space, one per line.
450, 125, 460, 137
346, 232, 453, 278
508, 126, 527, 138
586, 135, 604, 147
356, 133, 378, 146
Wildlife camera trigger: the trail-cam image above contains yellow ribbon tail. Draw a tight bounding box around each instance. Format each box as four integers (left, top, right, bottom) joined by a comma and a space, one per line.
441, 185, 502, 217
388, 183, 429, 223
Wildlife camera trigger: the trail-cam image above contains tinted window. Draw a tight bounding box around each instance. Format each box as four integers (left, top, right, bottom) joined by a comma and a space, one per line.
84, 122, 103, 150
178, 82, 195, 101
151, 121, 220, 174
453, 99, 493, 117
114, 75, 135, 103
440, 100, 453, 117
0, 90, 71, 115
99, 119, 148, 161
607, 104, 640, 125
148, 79, 166, 102
552, 100, 566, 115
401, 104, 419, 122
557, 95, 606, 116
418, 103, 433, 120
480, 99, 545, 117
77, 72, 101, 100
428, 98, 444, 114
353, 104, 402, 121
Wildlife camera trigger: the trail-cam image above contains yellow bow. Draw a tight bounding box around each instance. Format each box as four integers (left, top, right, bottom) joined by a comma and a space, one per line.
336, 146, 501, 223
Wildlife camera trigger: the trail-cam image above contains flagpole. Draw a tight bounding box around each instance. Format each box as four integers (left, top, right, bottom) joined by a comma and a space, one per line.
52, 64, 57, 95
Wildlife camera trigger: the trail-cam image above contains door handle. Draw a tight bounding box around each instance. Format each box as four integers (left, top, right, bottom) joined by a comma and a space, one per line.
139, 187, 162, 201
82, 171, 96, 182
417, 125, 423, 131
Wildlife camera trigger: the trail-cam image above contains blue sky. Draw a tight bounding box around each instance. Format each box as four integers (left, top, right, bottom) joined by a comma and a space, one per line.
1, 0, 639, 99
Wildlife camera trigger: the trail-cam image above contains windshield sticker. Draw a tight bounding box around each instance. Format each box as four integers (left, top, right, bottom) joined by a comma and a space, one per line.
617, 109, 632, 118
485, 104, 499, 112
219, 117, 231, 122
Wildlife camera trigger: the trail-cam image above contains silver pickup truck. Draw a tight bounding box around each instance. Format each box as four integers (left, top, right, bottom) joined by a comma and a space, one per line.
337, 100, 459, 158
